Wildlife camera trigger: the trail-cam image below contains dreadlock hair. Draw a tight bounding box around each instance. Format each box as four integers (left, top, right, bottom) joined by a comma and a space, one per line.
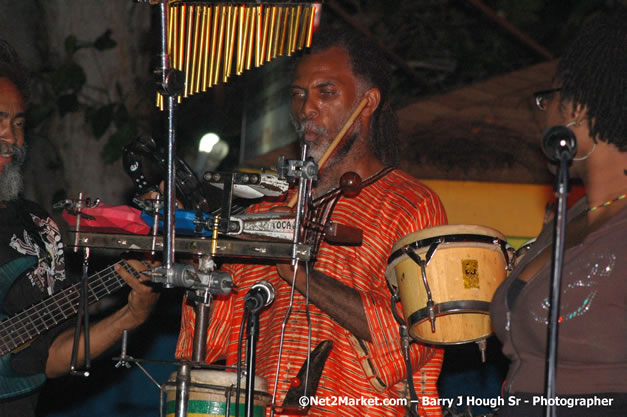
0, 39, 30, 102
305, 25, 400, 166
555, 6, 627, 151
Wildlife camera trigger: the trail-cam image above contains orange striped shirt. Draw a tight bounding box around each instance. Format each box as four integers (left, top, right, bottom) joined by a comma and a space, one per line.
176, 169, 448, 416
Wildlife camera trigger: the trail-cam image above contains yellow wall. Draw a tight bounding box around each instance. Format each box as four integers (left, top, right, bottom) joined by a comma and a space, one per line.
420, 180, 557, 249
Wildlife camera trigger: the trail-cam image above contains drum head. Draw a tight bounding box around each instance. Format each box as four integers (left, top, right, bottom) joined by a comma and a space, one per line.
386, 224, 508, 289
167, 369, 268, 392
391, 224, 506, 254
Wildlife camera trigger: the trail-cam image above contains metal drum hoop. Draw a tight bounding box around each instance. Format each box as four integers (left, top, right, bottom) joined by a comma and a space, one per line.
388, 233, 512, 271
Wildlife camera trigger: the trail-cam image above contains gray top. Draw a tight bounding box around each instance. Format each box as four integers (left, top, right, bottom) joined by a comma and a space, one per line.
490, 197, 627, 395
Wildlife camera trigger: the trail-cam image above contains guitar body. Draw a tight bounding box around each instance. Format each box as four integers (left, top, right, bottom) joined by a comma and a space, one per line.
0, 256, 46, 399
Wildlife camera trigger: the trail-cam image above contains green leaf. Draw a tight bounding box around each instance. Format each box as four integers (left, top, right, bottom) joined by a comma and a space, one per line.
113, 103, 130, 128
102, 121, 137, 163
64, 35, 78, 55
51, 62, 86, 94
94, 29, 117, 51
26, 103, 55, 128
89, 104, 115, 138
115, 81, 123, 99
57, 94, 79, 116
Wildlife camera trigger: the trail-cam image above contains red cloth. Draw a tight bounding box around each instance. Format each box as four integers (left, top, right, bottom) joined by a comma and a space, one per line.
176, 169, 448, 416
62, 205, 150, 235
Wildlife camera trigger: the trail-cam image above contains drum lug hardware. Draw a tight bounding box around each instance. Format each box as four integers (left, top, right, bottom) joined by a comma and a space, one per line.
424, 240, 440, 265
403, 247, 437, 333
496, 238, 514, 272
476, 338, 487, 363
390, 288, 405, 326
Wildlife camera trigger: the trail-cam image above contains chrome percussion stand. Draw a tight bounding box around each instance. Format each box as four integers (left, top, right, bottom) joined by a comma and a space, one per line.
53, 193, 101, 377
149, 257, 234, 417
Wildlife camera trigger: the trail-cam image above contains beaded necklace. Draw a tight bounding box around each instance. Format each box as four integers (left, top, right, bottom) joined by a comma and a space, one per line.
587, 194, 626, 212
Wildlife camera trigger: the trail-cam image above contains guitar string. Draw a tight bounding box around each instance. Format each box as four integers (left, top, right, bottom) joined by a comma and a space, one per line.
0, 260, 143, 354
0, 261, 127, 352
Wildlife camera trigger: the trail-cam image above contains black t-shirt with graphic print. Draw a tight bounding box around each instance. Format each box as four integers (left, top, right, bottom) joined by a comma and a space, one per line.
0, 198, 74, 415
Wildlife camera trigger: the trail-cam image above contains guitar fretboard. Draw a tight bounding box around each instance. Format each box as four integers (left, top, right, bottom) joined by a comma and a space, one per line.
0, 260, 139, 356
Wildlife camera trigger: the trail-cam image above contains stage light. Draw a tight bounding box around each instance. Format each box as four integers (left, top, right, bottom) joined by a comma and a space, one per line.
199, 132, 221, 153
195, 132, 229, 173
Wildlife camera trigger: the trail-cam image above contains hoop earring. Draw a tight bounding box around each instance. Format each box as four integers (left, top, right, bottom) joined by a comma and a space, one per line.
574, 142, 596, 161
564, 120, 594, 161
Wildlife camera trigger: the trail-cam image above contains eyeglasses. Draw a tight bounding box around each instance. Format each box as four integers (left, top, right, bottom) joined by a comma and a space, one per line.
534, 87, 562, 111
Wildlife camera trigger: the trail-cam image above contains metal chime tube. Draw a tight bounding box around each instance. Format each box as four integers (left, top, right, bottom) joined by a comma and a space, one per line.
245, 6, 255, 70
213, 5, 226, 85
183, 4, 193, 97
201, 6, 211, 91
155, 2, 317, 108
278, 6, 289, 56
191, 5, 202, 94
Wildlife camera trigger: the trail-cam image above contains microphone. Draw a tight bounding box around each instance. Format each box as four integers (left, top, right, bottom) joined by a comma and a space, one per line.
244, 280, 275, 312
542, 125, 577, 162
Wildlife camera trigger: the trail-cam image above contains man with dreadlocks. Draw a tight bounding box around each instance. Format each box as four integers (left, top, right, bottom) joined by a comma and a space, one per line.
176, 25, 448, 416
490, 6, 627, 417
0, 39, 159, 416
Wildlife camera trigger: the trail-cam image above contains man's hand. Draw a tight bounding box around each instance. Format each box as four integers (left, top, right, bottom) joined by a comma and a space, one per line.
46, 259, 161, 378
139, 181, 183, 208
114, 259, 160, 328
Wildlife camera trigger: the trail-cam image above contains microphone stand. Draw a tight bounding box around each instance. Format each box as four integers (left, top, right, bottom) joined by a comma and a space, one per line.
544, 138, 575, 417
244, 302, 262, 417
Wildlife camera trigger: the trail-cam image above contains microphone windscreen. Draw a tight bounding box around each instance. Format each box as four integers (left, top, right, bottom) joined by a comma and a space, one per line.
542, 125, 577, 162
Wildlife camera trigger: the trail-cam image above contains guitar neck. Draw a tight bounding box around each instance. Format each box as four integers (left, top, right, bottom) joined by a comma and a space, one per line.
0, 260, 138, 356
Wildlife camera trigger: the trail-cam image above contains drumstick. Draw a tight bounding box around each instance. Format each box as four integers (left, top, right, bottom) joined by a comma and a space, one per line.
287, 96, 369, 208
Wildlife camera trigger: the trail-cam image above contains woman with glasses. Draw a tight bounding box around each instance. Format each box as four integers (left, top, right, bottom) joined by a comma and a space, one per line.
489, 6, 627, 417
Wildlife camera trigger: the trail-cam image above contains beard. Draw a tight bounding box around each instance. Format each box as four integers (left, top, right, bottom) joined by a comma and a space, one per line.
292, 118, 329, 161
291, 116, 360, 164
0, 143, 26, 202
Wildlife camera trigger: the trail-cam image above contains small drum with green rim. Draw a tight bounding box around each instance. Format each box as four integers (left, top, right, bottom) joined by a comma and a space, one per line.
165, 370, 270, 417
